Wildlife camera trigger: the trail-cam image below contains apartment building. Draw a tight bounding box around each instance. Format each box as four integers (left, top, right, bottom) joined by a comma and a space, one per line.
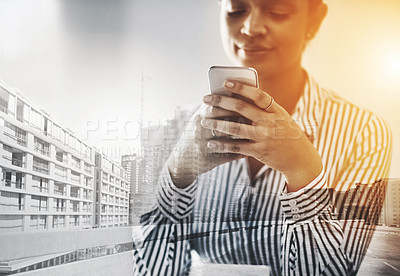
121, 154, 139, 225
0, 82, 95, 232
131, 106, 194, 224
94, 152, 129, 228
381, 178, 400, 227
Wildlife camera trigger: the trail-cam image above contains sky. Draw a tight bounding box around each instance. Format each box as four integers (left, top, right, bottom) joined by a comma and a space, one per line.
0, 0, 399, 177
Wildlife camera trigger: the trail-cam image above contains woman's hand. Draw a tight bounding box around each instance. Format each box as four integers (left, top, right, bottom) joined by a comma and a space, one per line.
201, 80, 323, 192
167, 104, 243, 189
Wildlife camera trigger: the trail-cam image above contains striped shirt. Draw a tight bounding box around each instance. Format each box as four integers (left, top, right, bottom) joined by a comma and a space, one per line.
133, 73, 392, 275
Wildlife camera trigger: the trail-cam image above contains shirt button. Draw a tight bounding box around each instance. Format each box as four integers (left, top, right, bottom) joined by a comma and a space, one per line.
289, 200, 296, 207
293, 214, 300, 220
291, 207, 299, 213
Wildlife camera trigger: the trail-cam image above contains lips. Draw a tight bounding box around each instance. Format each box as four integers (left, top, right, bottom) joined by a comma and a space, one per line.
237, 44, 274, 56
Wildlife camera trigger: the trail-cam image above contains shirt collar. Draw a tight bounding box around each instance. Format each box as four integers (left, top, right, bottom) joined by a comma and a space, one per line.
291, 71, 322, 144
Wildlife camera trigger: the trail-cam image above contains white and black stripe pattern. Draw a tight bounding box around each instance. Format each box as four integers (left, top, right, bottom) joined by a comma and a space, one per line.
133, 73, 392, 276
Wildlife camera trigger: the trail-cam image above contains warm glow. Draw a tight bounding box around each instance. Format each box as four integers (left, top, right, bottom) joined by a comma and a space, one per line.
382, 51, 400, 80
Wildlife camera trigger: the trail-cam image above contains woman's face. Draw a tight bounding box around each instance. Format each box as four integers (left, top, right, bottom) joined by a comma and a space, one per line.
219, 0, 312, 78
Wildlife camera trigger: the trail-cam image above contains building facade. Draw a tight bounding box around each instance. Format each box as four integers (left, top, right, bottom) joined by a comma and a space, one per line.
133, 106, 194, 223
381, 178, 400, 227
0, 82, 95, 232
121, 154, 139, 225
94, 152, 129, 228
0, 80, 129, 233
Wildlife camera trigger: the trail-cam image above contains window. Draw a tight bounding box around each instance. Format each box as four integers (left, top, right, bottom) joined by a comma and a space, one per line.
70, 215, 79, 226
30, 109, 42, 130
52, 215, 65, 228
32, 157, 49, 174
34, 137, 50, 156
82, 145, 91, 159
84, 163, 91, 173
70, 170, 80, 183
15, 172, 23, 189
0, 191, 23, 211
71, 156, 81, 169
54, 198, 65, 212
16, 99, 26, 123
0, 86, 9, 113
54, 164, 67, 179
55, 149, 66, 163
71, 201, 79, 212
43, 117, 51, 136
70, 187, 80, 198
32, 176, 48, 193
4, 122, 26, 146
52, 124, 65, 143
31, 195, 47, 211
30, 215, 47, 230
0, 215, 23, 232
54, 183, 65, 195
4, 171, 11, 187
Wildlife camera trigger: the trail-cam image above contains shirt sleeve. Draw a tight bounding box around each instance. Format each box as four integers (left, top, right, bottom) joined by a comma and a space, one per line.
156, 165, 198, 223
133, 210, 193, 276
279, 113, 392, 275
132, 168, 198, 275
279, 168, 348, 275
279, 169, 329, 223
133, 104, 201, 275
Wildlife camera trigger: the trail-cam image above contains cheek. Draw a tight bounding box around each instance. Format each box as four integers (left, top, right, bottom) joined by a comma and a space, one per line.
220, 20, 241, 60
275, 25, 306, 57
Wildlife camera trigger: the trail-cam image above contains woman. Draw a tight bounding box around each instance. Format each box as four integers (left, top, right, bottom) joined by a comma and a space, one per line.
134, 0, 392, 275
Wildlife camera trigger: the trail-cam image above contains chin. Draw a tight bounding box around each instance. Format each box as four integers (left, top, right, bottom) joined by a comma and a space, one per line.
238, 60, 274, 78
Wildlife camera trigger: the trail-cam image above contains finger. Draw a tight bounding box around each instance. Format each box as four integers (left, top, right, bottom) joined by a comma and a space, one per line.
194, 115, 230, 140
223, 80, 279, 113
206, 139, 255, 156
200, 105, 239, 119
201, 118, 255, 140
203, 94, 264, 123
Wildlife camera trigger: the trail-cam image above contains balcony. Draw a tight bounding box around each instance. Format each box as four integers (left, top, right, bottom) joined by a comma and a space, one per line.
0, 98, 8, 114
34, 144, 50, 156
56, 155, 65, 163
32, 186, 48, 194
54, 189, 66, 196
70, 173, 80, 184
2, 180, 24, 190
84, 165, 92, 174
16, 115, 26, 123
0, 202, 23, 211
3, 130, 27, 147
54, 206, 66, 212
32, 165, 49, 175
69, 220, 79, 227
54, 165, 67, 179
31, 205, 48, 212
2, 155, 25, 168
70, 192, 80, 198
71, 160, 81, 170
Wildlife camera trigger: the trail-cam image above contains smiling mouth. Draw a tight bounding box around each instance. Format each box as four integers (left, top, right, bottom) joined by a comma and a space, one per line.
237, 45, 274, 56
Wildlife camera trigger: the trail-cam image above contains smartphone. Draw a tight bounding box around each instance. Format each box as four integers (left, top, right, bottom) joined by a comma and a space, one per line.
208, 66, 258, 98
208, 66, 258, 128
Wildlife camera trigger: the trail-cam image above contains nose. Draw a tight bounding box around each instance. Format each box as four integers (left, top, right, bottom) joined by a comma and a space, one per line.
240, 9, 267, 37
